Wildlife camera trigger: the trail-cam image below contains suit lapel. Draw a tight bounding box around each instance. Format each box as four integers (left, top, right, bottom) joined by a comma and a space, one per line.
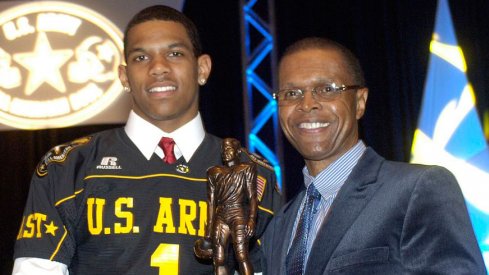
272, 190, 305, 274
306, 148, 385, 274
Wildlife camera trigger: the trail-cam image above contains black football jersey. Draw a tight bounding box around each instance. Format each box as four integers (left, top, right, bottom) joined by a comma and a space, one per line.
14, 128, 282, 274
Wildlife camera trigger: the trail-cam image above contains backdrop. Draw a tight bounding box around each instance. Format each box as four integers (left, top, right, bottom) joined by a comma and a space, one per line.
1, 0, 488, 272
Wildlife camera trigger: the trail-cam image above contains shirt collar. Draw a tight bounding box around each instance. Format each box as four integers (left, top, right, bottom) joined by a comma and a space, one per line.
124, 110, 206, 162
303, 140, 367, 198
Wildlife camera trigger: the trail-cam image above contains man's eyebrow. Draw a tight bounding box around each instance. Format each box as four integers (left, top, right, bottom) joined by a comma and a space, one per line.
126, 47, 145, 56
167, 42, 192, 50
126, 42, 192, 56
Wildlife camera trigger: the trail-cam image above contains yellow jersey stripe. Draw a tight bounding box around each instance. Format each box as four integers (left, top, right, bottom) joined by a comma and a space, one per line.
55, 189, 84, 207
84, 173, 207, 182
50, 226, 68, 261
258, 205, 274, 215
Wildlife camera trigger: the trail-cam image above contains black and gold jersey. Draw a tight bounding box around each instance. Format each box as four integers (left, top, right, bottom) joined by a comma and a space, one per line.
14, 128, 282, 274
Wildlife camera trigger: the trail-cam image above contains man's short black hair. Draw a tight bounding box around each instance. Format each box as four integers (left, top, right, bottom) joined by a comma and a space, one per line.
280, 37, 366, 86
123, 5, 202, 59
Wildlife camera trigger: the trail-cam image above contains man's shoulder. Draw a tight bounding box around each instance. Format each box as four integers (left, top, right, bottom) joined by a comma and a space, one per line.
362, 147, 456, 185
204, 133, 222, 144
199, 133, 222, 154
35, 128, 122, 178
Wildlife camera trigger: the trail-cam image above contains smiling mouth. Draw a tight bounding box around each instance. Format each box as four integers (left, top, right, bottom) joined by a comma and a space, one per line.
298, 122, 330, 129
148, 86, 177, 93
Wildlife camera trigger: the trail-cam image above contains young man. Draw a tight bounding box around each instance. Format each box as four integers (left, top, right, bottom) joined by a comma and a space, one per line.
13, 5, 281, 274
262, 37, 486, 274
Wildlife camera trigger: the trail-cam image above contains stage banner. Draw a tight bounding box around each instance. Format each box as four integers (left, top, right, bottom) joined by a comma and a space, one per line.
410, 0, 489, 270
0, 0, 184, 130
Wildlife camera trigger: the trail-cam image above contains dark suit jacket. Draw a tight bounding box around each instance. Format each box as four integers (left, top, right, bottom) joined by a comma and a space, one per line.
262, 148, 486, 274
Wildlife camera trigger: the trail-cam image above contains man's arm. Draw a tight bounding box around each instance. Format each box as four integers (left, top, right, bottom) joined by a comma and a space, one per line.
401, 166, 486, 274
13, 139, 92, 271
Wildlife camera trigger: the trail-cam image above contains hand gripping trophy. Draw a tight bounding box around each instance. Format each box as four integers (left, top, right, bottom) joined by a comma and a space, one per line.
194, 138, 258, 275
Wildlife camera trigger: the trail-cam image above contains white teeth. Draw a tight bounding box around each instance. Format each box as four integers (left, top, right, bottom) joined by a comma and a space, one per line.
299, 122, 329, 129
148, 86, 176, 93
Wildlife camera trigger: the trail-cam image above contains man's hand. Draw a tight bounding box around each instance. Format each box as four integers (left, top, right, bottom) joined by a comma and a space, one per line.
245, 219, 256, 238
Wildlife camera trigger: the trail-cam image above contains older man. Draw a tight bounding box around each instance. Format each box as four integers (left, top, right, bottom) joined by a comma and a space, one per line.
262, 37, 486, 274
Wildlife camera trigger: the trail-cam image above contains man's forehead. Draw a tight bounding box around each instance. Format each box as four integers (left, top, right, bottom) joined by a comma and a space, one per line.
127, 20, 190, 41
281, 47, 343, 64
279, 49, 348, 78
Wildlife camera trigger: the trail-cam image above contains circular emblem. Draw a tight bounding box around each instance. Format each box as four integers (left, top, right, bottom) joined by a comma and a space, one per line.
0, 1, 123, 129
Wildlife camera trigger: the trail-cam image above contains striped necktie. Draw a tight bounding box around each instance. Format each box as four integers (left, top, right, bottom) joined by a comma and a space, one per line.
286, 183, 321, 274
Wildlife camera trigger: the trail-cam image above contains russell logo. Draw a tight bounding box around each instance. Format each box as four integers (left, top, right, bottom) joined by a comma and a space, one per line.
97, 157, 121, 170
0, 1, 124, 129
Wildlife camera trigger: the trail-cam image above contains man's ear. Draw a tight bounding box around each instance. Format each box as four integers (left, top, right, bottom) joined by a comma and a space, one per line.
197, 54, 212, 85
355, 87, 368, 119
118, 64, 129, 88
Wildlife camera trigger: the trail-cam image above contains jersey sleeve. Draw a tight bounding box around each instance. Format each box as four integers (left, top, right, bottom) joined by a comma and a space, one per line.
14, 137, 92, 265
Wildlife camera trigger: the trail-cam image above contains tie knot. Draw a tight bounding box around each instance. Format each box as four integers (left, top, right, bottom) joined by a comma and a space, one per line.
158, 137, 177, 164
159, 137, 174, 147
306, 184, 321, 200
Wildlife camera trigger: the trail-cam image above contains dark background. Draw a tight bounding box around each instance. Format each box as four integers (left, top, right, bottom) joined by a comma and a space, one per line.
1, 0, 488, 273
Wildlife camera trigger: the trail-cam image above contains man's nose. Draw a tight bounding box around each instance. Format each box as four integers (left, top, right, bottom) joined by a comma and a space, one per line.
149, 56, 170, 76
296, 90, 321, 112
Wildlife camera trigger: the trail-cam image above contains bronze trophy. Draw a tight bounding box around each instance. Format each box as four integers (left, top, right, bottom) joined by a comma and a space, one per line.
194, 138, 258, 275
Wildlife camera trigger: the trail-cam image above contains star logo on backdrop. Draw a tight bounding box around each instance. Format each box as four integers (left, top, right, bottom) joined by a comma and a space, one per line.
0, 2, 124, 130
13, 32, 74, 96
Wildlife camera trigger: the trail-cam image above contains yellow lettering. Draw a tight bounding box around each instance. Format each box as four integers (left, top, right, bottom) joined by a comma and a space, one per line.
114, 197, 134, 234
34, 213, 47, 238
17, 216, 26, 240
21, 213, 46, 238
198, 201, 207, 237
87, 198, 105, 235
2, 17, 35, 40
37, 13, 82, 36
178, 199, 196, 235
23, 214, 35, 238
153, 198, 176, 233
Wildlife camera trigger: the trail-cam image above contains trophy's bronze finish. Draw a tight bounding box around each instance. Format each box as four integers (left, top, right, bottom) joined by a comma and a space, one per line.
194, 138, 258, 275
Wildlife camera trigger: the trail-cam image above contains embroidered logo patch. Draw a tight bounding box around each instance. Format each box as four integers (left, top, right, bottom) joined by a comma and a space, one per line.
36, 136, 91, 177
176, 164, 190, 174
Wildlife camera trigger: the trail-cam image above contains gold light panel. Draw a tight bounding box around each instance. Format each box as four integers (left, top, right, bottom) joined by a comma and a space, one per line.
0, 1, 124, 129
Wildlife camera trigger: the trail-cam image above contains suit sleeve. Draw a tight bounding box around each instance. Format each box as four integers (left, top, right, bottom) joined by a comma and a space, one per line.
249, 162, 284, 272
400, 165, 487, 274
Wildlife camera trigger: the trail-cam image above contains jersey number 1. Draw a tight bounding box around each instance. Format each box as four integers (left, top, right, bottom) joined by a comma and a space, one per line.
151, 243, 179, 275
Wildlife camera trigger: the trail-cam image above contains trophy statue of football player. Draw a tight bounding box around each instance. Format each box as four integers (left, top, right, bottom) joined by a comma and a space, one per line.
194, 138, 258, 275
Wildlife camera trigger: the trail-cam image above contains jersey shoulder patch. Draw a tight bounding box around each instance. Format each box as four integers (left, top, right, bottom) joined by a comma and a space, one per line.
36, 136, 92, 177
